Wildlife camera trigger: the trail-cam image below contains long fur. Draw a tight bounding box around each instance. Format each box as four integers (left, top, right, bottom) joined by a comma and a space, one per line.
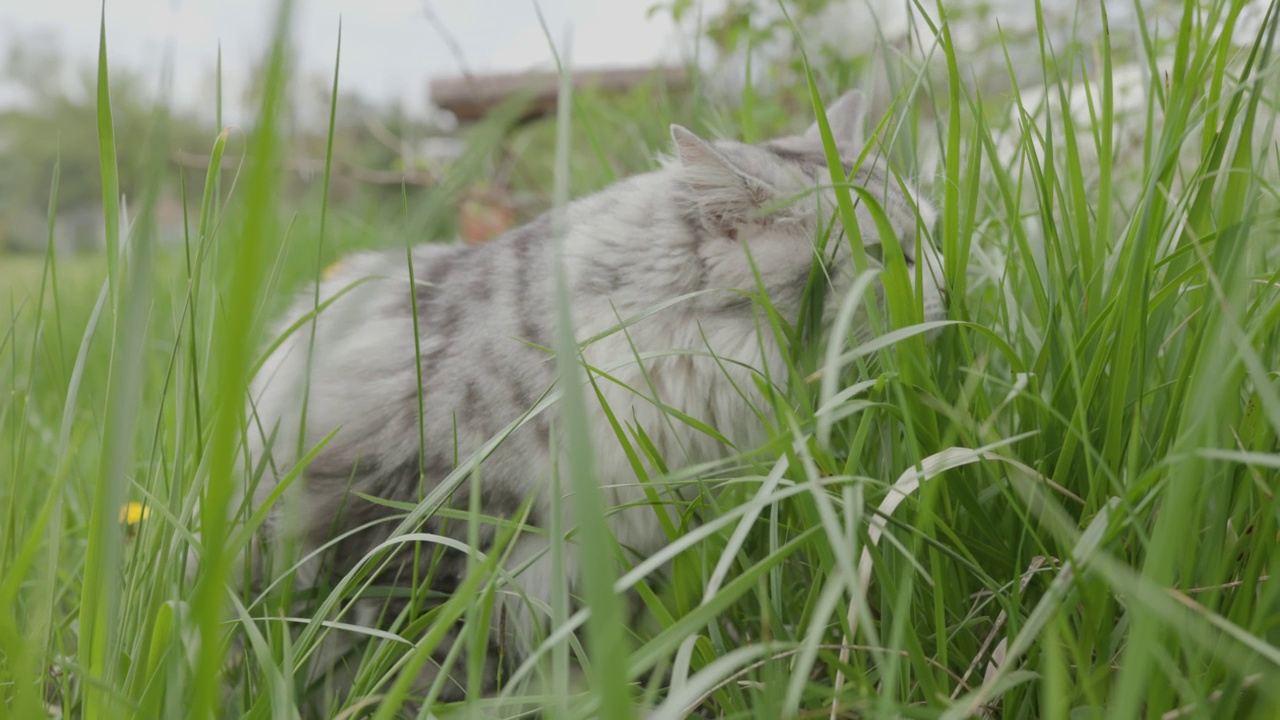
232, 89, 947, 704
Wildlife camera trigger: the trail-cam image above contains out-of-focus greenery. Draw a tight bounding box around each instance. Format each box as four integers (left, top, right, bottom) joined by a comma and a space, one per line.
0, 35, 444, 254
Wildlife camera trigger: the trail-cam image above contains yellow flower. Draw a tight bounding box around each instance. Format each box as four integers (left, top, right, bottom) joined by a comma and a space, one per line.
119, 502, 150, 526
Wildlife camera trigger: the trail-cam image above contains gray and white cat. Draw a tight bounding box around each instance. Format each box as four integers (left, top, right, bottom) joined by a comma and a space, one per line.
240, 90, 946, 701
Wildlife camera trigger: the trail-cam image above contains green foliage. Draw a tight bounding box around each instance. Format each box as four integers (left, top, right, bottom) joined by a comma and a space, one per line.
0, 33, 444, 255
2, 0, 1280, 718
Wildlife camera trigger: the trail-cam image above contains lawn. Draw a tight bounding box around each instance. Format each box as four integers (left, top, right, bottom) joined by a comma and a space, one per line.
2, 1, 1279, 718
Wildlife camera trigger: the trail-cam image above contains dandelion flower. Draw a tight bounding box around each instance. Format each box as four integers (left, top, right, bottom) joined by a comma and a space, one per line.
119, 502, 150, 527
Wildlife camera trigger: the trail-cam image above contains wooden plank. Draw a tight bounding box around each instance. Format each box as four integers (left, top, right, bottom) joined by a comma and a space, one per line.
430, 66, 691, 122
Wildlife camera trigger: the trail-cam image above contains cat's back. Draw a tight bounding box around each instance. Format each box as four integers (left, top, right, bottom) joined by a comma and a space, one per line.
249, 218, 560, 480
405, 216, 559, 464
409, 214, 556, 362
266, 214, 556, 395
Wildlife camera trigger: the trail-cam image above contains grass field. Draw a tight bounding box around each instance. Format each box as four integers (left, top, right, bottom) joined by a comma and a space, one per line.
3, 0, 1280, 718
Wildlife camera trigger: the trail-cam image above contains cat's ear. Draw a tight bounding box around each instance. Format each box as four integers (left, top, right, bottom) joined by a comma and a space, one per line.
670, 124, 776, 235
804, 90, 867, 147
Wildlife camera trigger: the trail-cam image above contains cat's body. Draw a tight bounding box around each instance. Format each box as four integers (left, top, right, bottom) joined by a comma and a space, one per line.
239, 91, 946, 702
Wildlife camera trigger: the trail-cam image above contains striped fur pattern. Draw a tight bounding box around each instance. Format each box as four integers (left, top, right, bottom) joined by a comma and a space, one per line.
239, 90, 947, 703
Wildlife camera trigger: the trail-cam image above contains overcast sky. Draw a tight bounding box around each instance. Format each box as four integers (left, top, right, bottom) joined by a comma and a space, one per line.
0, 0, 692, 121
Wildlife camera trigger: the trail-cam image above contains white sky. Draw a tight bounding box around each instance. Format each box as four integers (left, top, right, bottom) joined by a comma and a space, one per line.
0, 0, 691, 121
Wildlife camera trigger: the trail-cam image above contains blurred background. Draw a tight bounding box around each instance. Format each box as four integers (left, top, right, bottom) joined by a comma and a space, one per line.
0, 0, 1258, 256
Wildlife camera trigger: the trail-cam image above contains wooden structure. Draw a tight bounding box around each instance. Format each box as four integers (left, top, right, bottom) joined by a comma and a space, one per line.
428, 65, 694, 243
430, 66, 691, 123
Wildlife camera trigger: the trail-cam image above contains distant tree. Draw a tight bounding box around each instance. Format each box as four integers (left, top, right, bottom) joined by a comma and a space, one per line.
0, 34, 214, 251
0, 33, 453, 253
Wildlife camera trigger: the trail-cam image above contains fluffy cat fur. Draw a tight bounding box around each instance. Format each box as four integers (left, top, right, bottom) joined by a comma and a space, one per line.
235, 89, 946, 703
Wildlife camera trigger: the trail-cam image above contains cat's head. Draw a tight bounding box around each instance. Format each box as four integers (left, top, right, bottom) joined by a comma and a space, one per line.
668, 90, 946, 325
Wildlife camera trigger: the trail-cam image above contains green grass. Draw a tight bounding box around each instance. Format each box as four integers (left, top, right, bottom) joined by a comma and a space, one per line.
3, 0, 1280, 717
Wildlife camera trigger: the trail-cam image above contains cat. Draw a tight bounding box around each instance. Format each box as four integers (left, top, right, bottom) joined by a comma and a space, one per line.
235, 89, 946, 705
